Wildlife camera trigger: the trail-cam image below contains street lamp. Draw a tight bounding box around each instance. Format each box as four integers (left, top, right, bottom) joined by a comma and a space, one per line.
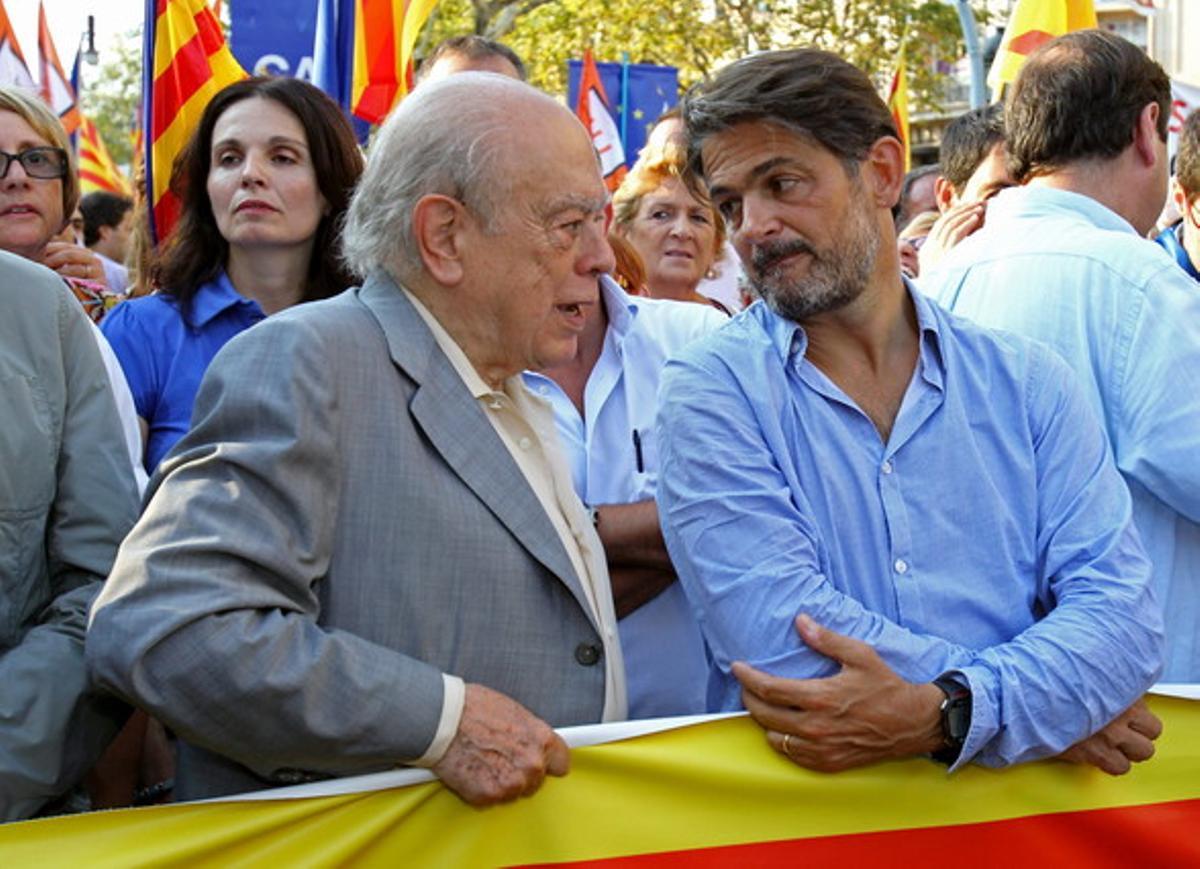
82, 15, 98, 65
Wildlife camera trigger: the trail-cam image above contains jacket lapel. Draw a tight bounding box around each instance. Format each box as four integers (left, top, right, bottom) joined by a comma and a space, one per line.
357, 273, 598, 629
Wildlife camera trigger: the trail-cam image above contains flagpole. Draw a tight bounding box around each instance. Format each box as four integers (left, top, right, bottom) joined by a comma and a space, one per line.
954, 0, 986, 108
620, 51, 630, 167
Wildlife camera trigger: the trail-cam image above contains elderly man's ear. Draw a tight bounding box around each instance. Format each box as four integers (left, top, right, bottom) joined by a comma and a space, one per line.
413, 194, 468, 286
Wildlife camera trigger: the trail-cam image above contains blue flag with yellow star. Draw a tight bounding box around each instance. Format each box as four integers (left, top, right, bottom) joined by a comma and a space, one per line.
567, 58, 679, 169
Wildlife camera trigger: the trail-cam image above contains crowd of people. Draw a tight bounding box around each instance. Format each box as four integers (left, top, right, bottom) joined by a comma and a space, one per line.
1, 26, 1196, 822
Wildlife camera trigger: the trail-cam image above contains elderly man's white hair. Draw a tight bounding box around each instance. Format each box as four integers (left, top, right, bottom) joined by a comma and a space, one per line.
342, 73, 551, 280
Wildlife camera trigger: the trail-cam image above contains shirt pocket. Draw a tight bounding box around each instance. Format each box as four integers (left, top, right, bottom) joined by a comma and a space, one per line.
631, 425, 659, 500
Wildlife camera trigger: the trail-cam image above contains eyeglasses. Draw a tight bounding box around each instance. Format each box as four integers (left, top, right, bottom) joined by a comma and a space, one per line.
0, 147, 69, 180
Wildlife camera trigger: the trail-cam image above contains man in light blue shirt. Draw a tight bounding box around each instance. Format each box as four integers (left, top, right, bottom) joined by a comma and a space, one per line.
526, 275, 726, 718
924, 31, 1200, 683
661, 47, 1163, 775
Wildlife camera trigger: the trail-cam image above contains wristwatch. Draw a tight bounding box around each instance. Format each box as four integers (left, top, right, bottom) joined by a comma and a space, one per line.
931, 674, 972, 765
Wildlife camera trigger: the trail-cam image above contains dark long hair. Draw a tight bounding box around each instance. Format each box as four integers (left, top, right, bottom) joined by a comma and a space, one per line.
152, 77, 364, 314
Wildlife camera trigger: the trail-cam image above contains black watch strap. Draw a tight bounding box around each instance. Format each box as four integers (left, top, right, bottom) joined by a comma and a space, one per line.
931, 674, 972, 766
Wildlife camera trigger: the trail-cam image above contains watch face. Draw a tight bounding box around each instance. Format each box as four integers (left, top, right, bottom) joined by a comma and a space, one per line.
946, 697, 971, 744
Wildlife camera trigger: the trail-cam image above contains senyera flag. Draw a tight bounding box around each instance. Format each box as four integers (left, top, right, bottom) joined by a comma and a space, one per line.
575, 49, 627, 193
0, 696, 1197, 864
886, 38, 910, 173
37, 1, 80, 134
988, 0, 1096, 94
350, 0, 440, 124
0, 0, 34, 89
143, 0, 246, 243
78, 115, 132, 196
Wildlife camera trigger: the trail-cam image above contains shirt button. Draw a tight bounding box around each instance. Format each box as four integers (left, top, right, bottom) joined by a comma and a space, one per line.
894, 559, 908, 574
538, 385, 549, 395
518, 437, 532, 450
488, 399, 502, 410
881, 460, 894, 475
574, 643, 602, 666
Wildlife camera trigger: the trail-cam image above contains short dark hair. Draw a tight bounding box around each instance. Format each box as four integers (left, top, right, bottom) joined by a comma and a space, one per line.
1177, 109, 1200, 201
896, 163, 940, 228
153, 77, 364, 314
682, 48, 898, 180
79, 191, 133, 247
940, 103, 1006, 192
417, 36, 526, 82
1006, 29, 1171, 184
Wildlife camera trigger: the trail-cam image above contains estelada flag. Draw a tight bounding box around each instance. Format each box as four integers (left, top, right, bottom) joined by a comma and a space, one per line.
886, 40, 910, 173
350, 0, 440, 125
36, 1, 80, 135
575, 49, 627, 193
988, 0, 1096, 94
0, 0, 34, 90
78, 115, 132, 196
143, 0, 246, 242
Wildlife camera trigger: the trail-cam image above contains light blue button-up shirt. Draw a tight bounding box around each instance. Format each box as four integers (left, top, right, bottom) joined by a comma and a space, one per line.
525, 276, 727, 718
924, 186, 1200, 682
656, 287, 1162, 768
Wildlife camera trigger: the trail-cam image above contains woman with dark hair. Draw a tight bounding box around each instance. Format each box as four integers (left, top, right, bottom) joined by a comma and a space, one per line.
102, 77, 364, 472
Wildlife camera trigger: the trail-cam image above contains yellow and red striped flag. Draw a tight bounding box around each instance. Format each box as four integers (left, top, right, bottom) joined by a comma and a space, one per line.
988, 0, 1097, 94
0, 696, 1197, 864
77, 115, 132, 196
36, 1, 79, 134
144, 0, 246, 242
575, 49, 627, 194
0, 0, 34, 90
886, 40, 910, 173
350, 0, 439, 124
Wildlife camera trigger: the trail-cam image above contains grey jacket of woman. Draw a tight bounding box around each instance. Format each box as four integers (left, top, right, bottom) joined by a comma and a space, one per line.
0, 251, 138, 821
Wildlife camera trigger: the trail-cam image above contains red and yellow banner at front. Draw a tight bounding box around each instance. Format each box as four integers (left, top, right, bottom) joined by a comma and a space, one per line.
1, 695, 1198, 866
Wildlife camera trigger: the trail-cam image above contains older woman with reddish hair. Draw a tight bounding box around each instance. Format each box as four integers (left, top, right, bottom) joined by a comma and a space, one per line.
610, 149, 732, 314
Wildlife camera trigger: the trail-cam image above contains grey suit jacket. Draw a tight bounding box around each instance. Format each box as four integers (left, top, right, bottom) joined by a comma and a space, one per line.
87, 272, 611, 799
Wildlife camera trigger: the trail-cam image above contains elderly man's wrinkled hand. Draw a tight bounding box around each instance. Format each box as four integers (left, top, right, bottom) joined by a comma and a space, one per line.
432, 683, 570, 806
1058, 698, 1162, 775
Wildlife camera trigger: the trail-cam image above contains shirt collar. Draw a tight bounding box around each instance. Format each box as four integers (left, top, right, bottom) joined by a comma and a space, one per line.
599, 273, 638, 340
759, 279, 945, 389
989, 185, 1140, 237
187, 270, 262, 328
402, 285, 518, 401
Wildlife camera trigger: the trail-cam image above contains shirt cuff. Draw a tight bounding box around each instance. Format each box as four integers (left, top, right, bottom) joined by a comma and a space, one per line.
942, 665, 997, 773
410, 674, 465, 768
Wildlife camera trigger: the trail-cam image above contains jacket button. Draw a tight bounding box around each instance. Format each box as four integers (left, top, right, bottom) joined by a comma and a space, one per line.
574, 643, 602, 666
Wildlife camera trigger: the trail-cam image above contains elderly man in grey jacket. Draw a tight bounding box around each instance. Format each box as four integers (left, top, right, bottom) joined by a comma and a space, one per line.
88, 74, 626, 805
0, 251, 138, 820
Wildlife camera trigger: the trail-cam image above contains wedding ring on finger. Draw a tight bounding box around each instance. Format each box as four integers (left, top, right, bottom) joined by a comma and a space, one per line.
782, 732, 796, 760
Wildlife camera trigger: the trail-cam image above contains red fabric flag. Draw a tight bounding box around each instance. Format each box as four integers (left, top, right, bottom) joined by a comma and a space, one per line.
143, 0, 246, 242
37, 1, 80, 134
575, 49, 627, 193
0, 0, 34, 89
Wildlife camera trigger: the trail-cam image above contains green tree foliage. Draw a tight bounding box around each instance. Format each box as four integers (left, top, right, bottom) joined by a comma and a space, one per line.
423, 0, 986, 113
78, 28, 142, 171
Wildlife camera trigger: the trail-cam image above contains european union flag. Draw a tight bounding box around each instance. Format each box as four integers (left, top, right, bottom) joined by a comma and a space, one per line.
567, 59, 679, 168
